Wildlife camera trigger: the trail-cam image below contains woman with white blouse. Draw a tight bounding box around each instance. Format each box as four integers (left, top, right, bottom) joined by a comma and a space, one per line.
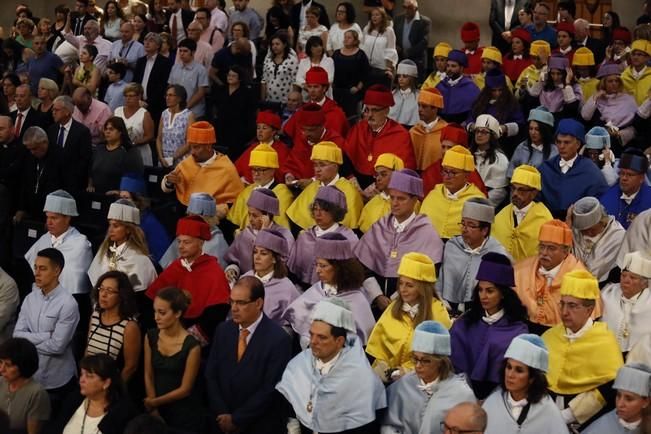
361, 7, 397, 87
327, 2, 363, 55
295, 36, 335, 99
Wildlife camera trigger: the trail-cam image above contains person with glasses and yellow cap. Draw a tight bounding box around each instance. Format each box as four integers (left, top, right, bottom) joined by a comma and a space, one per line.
286, 141, 363, 230
389, 59, 420, 127
482, 334, 569, 433
227, 143, 294, 230
355, 169, 443, 300
422, 42, 452, 89
621, 40, 651, 105
514, 40, 550, 102
601, 251, 651, 354
503, 28, 533, 85
583, 363, 651, 434
366, 252, 451, 383
435, 49, 481, 124
542, 270, 623, 430
358, 153, 405, 233
161, 121, 244, 217
277, 298, 386, 434
569, 196, 625, 285
344, 84, 416, 188
233, 111, 289, 185
382, 320, 476, 434
513, 219, 588, 335
471, 46, 515, 90
492, 165, 553, 261
146, 215, 231, 345
572, 47, 600, 100
438, 198, 509, 316
421, 145, 486, 240
409, 87, 448, 171
421, 123, 488, 195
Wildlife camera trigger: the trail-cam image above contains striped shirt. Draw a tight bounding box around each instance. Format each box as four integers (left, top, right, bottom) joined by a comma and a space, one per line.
86, 310, 131, 360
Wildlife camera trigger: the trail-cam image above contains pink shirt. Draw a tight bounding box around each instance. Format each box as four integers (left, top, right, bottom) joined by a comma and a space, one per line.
73, 99, 112, 146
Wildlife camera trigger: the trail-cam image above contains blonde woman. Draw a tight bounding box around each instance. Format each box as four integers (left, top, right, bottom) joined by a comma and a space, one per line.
115, 82, 155, 166
361, 7, 397, 87
366, 252, 451, 382
36, 78, 59, 124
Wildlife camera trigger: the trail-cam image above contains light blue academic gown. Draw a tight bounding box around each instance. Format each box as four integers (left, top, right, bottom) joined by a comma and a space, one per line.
382, 372, 476, 434
25, 226, 93, 294
583, 410, 641, 434
159, 227, 229, 268
482, 388, 569, 434
276, 335, 387, 433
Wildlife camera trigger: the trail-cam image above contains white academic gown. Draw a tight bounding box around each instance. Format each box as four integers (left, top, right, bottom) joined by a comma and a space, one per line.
616, 209, 651, 267
87, 243, 157, 291
601, 284, 651, 352
25, 227, 93, 294
482, 388, 569, 434
572, 216, 626, 282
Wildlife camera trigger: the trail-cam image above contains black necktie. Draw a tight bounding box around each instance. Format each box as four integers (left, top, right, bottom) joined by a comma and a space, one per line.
57, 126, 65, 147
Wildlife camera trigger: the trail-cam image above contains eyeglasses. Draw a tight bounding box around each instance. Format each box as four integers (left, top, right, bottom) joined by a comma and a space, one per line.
441, 169, 463, 178
440, 422, 481, 434
98, 286, 120, 295
474, 128, 491, 135
411, 355, 434, 366
229, 299, 255, 306
558, 301, 587, 311
458, 221, 481, 229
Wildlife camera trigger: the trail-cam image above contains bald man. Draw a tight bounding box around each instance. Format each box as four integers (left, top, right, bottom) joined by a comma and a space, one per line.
11, 85, 47, 140
443, 402, 486, 434
108, 22, 144, 82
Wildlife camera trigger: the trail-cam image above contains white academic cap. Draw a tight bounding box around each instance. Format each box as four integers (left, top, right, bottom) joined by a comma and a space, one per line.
411, 320, 451, 356
43, 189, 78, 216
571, 196, 606, 231
614, 363, 651, 397
504, 334, 549, 372
187, 192, 216, 217
396, 59, 418, 78
107, 199, 140, 225
311, 298, 355, 333
462, 197, 495, 223
622, 251, 651, 279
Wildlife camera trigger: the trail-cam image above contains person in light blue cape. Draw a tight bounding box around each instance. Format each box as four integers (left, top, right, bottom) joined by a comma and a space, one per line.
482, 334, 569, 434
276, 298, 386, 434
381, 320, 476, 434
583, 363, 651, 434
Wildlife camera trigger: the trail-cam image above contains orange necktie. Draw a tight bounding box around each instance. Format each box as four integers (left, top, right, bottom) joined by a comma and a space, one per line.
237, 329, 250, 362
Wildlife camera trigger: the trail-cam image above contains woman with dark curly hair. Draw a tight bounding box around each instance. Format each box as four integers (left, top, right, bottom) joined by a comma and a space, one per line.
283, 231, 375, 348
287, 185, 359, 288
86, 270, 141, 382
482, 334, 568, 433
450, 252, 528, 400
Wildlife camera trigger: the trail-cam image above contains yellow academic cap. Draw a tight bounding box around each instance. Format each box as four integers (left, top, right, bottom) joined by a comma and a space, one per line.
442, 145, 475, 171
481, 46, 503, 64
511, 165, 542, 190
249, 143, 279, 168
572, 47, 595, 66
530, 40, 551, 57
560, 269, 600, 300
631, 39, 651, 56
398, 252, 437, 283
310, 141, 343, 164
538, 219, 573, 246
375, 153, 404, 170
433, 42, 453, 58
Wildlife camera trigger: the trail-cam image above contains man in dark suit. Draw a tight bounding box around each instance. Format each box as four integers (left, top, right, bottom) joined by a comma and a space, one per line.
133, 32, 173, 129
71, 0, 96, 36
168, 0, 195, 46
46, 95, 92, 197
290, 0, 329, 46
489, 0, 528, 53
574, 18, 605, 65
393, 0, 431, 80
206, 276, 292, 434
11, 85, 48, 141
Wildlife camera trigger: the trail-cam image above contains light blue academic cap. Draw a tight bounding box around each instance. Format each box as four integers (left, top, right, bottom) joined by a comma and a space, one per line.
187, 193, 216, 217
411, 321, 451, 356
584, 126, 610, 150
504, 334, 549, 372
614, 363, 651, 397
43, 190, 79, 216
311, 298, 356, 333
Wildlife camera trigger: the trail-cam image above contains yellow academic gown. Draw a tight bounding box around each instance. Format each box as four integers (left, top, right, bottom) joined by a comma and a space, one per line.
422, 72, 445, 90
473, 72, 515, 91
621, 66, 651, 105
578, 78, 600, 101
227, 182, 294, 229
543, 322, 623, 424
286, 177, 364, 230
420, 183, 486, 239
492, 202, 553, 262
515, 65, 544, 98
358, 193, 421, 233
366, 300, 452, 371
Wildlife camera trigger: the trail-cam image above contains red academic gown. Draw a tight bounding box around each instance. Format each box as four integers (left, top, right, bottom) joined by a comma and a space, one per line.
551, 47, 575, 65
233, 139, 290, 183
503, 55, 533, 84
344, 119, 415, 177
283, 98, 349, 140
145, 254, 230, 319
421, 159, 488, 195
279, 128, 346, 180
464, 47, 484, 75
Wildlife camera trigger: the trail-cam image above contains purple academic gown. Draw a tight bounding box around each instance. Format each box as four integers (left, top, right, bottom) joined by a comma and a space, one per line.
223, 223, 294, 274
282, 281, 376, 345
242, 270, 301, 326
287, 226, 358, 286
354, 214, 443, 278
450, 315, 528, 385
436, 76, 481, 122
